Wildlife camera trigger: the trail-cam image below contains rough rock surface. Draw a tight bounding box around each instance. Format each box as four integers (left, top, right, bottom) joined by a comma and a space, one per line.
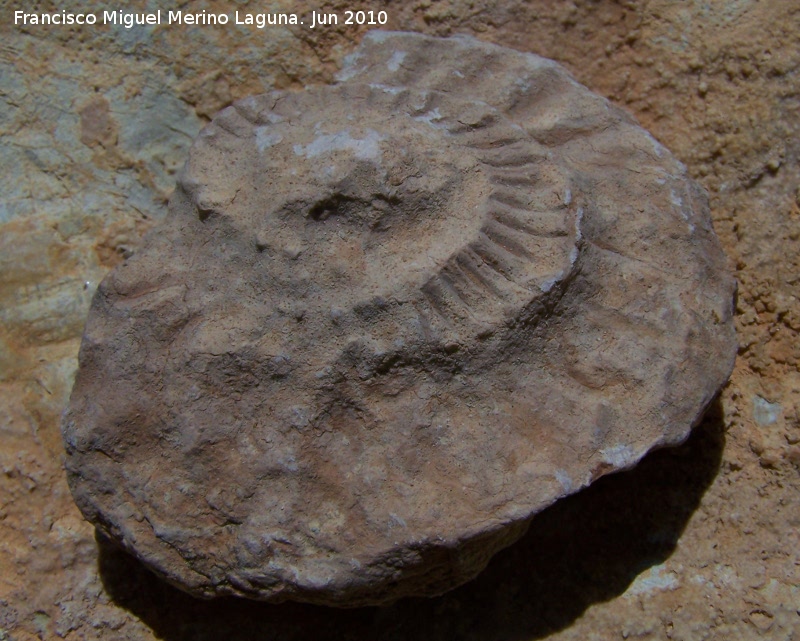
61, 32, 736, 606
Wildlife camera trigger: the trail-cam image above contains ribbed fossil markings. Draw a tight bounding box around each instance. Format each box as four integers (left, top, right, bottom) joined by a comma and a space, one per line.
489, 170, 540, 187
488, 209, 569, 238
465, 135, 528, 150
420, 278, 450, 320
564, 364, 606, 392
421, 251, 520, 327
446, 113, 501, 135
470, 232, 532, 285
453, 249, 508, 298
421, 274, 470, 321
403, 81, 579, 331
437, 261, 504, 314
459, 122, 528, 150
488, 190, 531, 209
481, 220, 538, 261
478, 146, 548, 168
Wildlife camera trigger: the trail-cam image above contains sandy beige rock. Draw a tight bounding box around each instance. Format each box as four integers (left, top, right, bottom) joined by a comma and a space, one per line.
62, 32, 736, 606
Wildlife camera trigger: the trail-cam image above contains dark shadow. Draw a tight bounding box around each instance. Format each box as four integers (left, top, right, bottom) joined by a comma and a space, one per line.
98, 397, 725, 641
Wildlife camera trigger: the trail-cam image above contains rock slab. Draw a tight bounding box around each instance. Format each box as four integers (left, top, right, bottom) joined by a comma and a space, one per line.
62, 31, 737, 606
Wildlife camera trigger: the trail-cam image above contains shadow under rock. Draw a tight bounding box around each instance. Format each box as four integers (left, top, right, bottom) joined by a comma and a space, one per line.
98, 398, 725, 641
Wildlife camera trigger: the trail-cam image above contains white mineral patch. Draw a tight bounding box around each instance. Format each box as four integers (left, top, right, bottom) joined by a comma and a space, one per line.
555, 469, 573, 492
670, 188, 696, 232
364, 30, 391, 43
293, 129, 384, 161
279, 454, 298, 473
753, 395, 781, 425
335, 51, 363, 82
625, 563, 679, 596
539, 275, 559, 292
238, 95, 262, 112
413, 108, 446, 130
387, 50, 406, 72
514, 77, 531, 92
599, 444, 636, 468
644, 131, 666, 158
569, 246, 579, 265
369, 83, 404, 95
255, 127, 283, 152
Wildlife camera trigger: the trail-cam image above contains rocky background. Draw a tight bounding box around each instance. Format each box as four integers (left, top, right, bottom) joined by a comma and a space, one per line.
1, 0, 798, 639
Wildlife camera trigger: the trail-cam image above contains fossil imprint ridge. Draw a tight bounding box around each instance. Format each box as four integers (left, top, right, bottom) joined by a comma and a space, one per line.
62, 32, 737, 606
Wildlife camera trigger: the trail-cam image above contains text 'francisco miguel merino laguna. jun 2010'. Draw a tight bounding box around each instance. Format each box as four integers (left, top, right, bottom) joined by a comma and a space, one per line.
13, 8, 389, 29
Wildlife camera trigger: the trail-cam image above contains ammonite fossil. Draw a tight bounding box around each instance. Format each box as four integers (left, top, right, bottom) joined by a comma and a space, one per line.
62, 32, 736, 606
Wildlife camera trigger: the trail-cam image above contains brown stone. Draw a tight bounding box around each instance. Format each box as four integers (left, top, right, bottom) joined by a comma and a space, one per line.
79, 96, 117, 148
61, 32, 736, 606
